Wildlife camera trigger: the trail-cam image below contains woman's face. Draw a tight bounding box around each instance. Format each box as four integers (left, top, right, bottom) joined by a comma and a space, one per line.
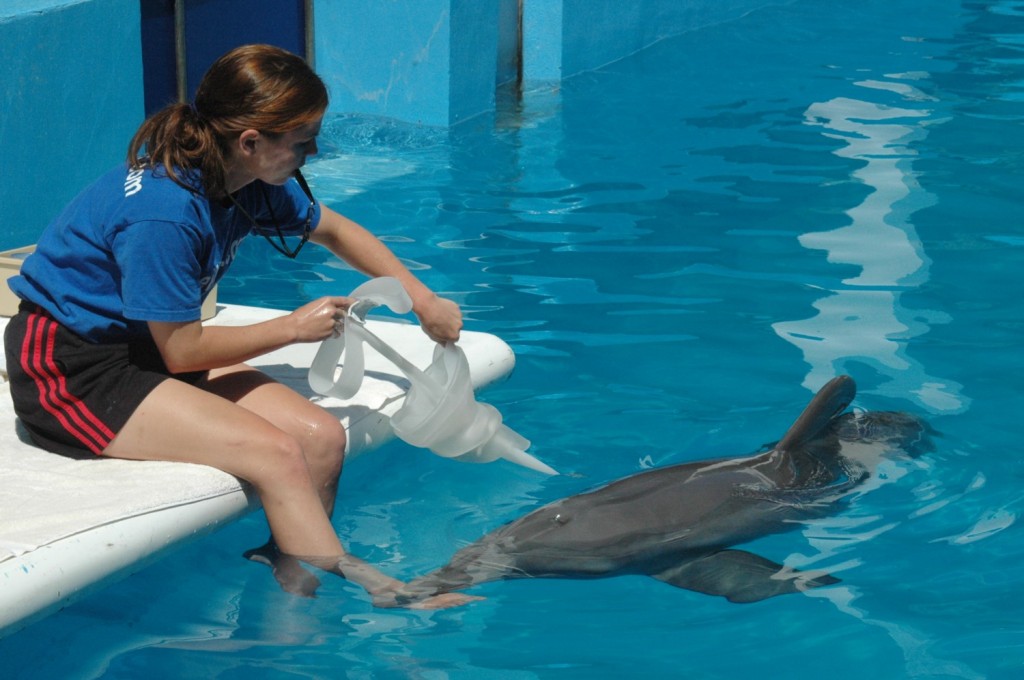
250, 117, 322, 186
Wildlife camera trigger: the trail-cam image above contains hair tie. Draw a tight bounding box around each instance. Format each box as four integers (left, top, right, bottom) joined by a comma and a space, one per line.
188, 101, 204, 121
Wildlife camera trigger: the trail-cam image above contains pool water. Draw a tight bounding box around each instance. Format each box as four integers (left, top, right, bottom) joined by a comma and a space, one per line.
5, 0, 1024, 677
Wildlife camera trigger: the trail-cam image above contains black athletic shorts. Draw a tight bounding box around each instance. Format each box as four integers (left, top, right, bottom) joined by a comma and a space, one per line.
4, 302, 206, 457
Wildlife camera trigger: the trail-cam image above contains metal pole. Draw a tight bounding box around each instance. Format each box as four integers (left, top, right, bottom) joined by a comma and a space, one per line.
517, 0, 523, 88
304, 0, 315, 67
174, 0, 187, 102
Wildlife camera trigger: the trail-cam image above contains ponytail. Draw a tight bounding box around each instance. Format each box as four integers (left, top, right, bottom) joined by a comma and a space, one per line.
126, 44, 328, 198
127, 103, 227, 196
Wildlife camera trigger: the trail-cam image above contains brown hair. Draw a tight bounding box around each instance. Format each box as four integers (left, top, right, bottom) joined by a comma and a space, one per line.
127, 44, 328, 197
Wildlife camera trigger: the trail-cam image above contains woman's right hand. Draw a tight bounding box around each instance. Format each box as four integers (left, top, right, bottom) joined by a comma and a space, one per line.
288, 296, 354, 343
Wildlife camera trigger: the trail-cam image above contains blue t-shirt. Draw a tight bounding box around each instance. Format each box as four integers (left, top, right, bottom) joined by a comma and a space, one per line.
9, 164, 321, 342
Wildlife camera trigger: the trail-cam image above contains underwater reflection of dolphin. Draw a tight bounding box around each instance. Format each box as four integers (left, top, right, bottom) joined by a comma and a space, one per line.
398, 375, 931, 604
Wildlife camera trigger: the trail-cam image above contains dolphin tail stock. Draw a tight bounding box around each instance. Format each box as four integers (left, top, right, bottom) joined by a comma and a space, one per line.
649, 550, 840, 603
775, 375, 857, 454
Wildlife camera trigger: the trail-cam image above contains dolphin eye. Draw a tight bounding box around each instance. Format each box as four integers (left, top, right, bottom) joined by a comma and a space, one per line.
553, 513, 570, 525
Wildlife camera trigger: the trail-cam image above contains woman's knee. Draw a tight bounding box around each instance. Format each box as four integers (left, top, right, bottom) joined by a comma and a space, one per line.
249, 430, 313, 490
302, 410, 346, 476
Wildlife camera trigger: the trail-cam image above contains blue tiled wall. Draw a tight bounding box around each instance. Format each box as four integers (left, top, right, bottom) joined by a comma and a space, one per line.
1, 0, 144, 247
1, 0, 789, 249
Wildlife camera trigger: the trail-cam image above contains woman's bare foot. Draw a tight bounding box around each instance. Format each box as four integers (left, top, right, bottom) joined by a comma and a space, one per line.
293, 553, 484, 609
406, 592, 485, 610
372, 587, 485, 610
244, 541, 322, 598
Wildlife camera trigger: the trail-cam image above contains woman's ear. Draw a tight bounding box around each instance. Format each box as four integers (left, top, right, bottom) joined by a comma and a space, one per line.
237, 129, 261, 156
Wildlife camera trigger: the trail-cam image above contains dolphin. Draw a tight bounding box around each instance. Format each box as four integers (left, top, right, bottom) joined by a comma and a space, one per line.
394, 375, 931, 605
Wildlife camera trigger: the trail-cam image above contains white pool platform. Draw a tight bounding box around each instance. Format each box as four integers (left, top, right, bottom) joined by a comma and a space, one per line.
0, 303, 515, 638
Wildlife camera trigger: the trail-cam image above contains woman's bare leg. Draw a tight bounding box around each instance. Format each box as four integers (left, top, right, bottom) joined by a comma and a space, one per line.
103, 376, 343, 558
103, 371, 480, 608
201, 364, 346, 515
198, 364, 347, 594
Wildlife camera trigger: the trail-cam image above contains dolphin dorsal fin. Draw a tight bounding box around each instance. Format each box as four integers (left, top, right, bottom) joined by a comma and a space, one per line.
776, 376, 856, 452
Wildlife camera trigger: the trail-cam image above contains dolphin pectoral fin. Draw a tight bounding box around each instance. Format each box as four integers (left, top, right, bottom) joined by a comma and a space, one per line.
650, 550, 840, 603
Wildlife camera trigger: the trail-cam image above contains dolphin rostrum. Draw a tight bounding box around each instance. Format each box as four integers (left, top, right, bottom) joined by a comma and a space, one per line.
393, 375, 931, 605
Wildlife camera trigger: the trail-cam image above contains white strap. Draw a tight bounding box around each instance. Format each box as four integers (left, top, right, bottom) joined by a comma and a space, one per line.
306, 277, 557, 475
307, 277, 414, 399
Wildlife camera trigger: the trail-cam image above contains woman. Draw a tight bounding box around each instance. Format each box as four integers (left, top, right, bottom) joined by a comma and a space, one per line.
4, 44, 474, 609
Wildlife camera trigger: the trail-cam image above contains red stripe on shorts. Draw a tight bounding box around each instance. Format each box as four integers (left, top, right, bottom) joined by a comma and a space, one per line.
20, 310, 116, 454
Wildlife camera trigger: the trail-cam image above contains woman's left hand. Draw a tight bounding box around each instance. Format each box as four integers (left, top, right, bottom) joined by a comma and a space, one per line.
309, 206, 463, 343
414, 294, 463, 344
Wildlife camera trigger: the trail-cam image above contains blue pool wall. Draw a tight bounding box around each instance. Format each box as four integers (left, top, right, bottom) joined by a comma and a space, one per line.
1, 0, 145, 251
523, 0, 780, 82
1, 0, 787, 250
313, 0, 522, 128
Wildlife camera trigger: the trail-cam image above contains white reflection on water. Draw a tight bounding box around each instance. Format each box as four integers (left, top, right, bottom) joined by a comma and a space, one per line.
779, 76, 980, 679
773, 79, 969, 414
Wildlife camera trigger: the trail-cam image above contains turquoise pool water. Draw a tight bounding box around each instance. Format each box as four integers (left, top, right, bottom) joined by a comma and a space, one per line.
4, 0, 1024, 677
